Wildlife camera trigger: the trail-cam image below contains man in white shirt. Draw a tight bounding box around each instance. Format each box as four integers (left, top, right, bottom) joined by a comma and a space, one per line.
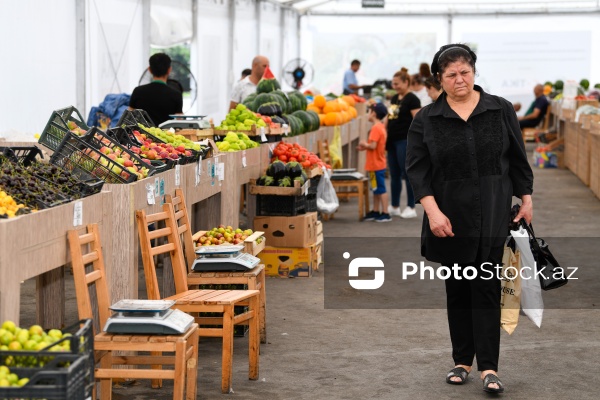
229, 55, 270, 110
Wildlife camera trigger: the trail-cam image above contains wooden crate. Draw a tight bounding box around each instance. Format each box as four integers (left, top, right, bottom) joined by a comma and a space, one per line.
576, 99, 600, 108
564, 119, 578, 174
177, 128, 214, 142
590, 122, 600, 199
576, 122, 591, 186
249, 178, 309, 196
192, 230, 266, 256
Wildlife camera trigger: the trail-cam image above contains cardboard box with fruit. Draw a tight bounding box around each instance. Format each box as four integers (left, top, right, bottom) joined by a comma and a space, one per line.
192, 225, 266, 256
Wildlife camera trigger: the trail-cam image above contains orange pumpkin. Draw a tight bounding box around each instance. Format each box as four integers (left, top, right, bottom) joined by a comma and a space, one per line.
342, 95, 356, 107
348, 106, 358, 119
318, 113, 327, 125
307, 104, 321, 113
314, 95, 326, 109
323, 101, 340, 114
337, 99, 349, 111
324, 112, 340, 126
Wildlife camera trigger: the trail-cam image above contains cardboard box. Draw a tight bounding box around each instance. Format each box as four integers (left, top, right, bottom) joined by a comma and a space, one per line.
311, 228, 324, 271
254, 212, 318, 248
259, 246, 313, 277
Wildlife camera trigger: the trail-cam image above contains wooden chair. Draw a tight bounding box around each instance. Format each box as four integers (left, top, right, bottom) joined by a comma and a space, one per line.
317, 139, 369, 221
136, 203, 260, 394
67, 224, 199, 400
165, 188, 267, 344
522, 107, 552, 142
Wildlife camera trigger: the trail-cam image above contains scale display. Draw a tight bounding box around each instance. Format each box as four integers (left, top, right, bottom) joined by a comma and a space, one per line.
159, 115, 212, 130
330, 169, 364, 180
103, 300, 194, 335
192, 245, 259, 272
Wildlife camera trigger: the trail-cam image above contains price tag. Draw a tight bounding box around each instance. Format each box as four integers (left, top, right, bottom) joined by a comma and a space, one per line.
159, 178, 165, 199
208, 160, 214, 186
260, 127, 267, 142
146, 184, 156, 205
283, 124, 289, 136
73, 201, 83, 227
154, 178, 159, 196
175, 164, 181, 186
217, 162, 225, 181
303, 183, 309, 196
195, 157, 201, 187
242, 150, 247, 168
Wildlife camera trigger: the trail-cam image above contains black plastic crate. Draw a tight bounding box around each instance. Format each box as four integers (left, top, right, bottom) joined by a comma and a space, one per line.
0, 319, 94, 399
0, 353, 92, 400
257, 194, 307, 216
308, 175, 321, 195
2, 146, 44, 166
38, 107, 89, 151
198, 284, 249, 337
306, 193, 317, 212
116, 109, 155, 128
113, 125, 204, 165
50, 132, 137, 184
84, 127, 168, 177
108, 126, 180, 169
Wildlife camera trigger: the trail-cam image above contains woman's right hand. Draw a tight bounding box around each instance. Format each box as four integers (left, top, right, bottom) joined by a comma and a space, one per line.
428, 210, 454, 237
420, 196, 454, 237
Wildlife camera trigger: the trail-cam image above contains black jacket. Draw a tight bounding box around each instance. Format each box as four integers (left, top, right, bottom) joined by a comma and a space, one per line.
406, 86, 534, 264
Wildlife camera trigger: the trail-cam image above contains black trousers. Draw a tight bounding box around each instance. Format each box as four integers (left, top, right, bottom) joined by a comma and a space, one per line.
444, 246, 503, 372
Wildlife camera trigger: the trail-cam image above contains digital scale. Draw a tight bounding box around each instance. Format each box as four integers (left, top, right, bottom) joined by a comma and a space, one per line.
192, 245, 260, 272
103, 299, 194, 335
159, 115, 212, 130
330, 168, 365, 180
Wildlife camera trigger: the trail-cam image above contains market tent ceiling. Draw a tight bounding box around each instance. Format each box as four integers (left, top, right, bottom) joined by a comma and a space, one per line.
275, 0, 600, 15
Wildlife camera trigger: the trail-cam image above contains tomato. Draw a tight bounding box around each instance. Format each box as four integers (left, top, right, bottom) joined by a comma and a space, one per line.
278, 154, 288, 162
288, 157, 297, 162
301, 160, 311, 168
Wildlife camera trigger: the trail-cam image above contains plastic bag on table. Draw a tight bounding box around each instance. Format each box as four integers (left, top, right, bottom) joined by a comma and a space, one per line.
316, 168, 339, 214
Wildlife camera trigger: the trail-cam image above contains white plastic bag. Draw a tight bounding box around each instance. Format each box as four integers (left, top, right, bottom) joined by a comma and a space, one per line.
511, 227, 544, 328
316, 169, 339, 214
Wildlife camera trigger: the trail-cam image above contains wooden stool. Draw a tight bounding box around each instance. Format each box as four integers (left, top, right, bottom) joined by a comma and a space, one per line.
136, 203, 260, 394
67, 224, 199, 400
166, 188, 267, 343
328, 178, 369, 221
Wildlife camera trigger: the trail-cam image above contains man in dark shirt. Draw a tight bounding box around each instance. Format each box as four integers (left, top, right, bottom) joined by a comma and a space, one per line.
129, 53, 183, 126
518, 84, 549, 129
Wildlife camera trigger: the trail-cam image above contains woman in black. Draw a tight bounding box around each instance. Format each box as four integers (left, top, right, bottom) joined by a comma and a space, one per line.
406, 44, 533, 393
386, 68, 421, 219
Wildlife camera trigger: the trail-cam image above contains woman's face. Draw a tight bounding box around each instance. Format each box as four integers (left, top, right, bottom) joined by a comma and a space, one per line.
439, 61, 475, 100
392, 76, 409, 95
426, 85, 442, 102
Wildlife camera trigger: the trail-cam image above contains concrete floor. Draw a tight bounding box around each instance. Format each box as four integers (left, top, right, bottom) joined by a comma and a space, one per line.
19, 144, 600, 399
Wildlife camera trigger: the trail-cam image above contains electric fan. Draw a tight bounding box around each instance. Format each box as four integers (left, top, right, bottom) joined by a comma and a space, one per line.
281, 58, 314, 90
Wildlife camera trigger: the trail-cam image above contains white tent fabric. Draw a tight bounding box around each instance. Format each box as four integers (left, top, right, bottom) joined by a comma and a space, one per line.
151, 0, 193, 47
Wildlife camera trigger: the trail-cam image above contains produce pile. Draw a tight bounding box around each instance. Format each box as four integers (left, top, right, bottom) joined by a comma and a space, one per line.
67, 120, 87, 136
215, 104, 267, 131
256, 160, 308, 187
28, 162, 99, 200
270, 141, 330, 170
137, 124, 203, 153
131, 129, 196, 164
308, 95, 360, 126
241, 68, 320, 136
0, 365, 28, 388
0, 190, 29, 218
195, 225, 262, 247
216, 132, 259, 152
0, 320, 72, 354
0, 162, 69, 210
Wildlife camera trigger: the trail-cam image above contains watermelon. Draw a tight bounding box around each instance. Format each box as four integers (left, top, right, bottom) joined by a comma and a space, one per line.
257, 102, 282, 117
272, 90, 292, 114
286, 114, 305, 136
305, 110, 320, 132
242, 93, 258, 111
287, 91, 307, 111
256, 66, 281, 94
554, 80, 564, 91
292, 110, 313, 133
271, 115, 286, 125
253, 93, 278, 111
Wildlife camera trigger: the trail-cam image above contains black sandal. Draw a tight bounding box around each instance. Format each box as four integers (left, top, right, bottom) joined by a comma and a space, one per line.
446, 367, 470, 385
482, 373, 505, 393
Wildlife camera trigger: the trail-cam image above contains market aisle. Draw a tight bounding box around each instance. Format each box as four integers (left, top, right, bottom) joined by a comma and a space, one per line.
18, 146, 600, 399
